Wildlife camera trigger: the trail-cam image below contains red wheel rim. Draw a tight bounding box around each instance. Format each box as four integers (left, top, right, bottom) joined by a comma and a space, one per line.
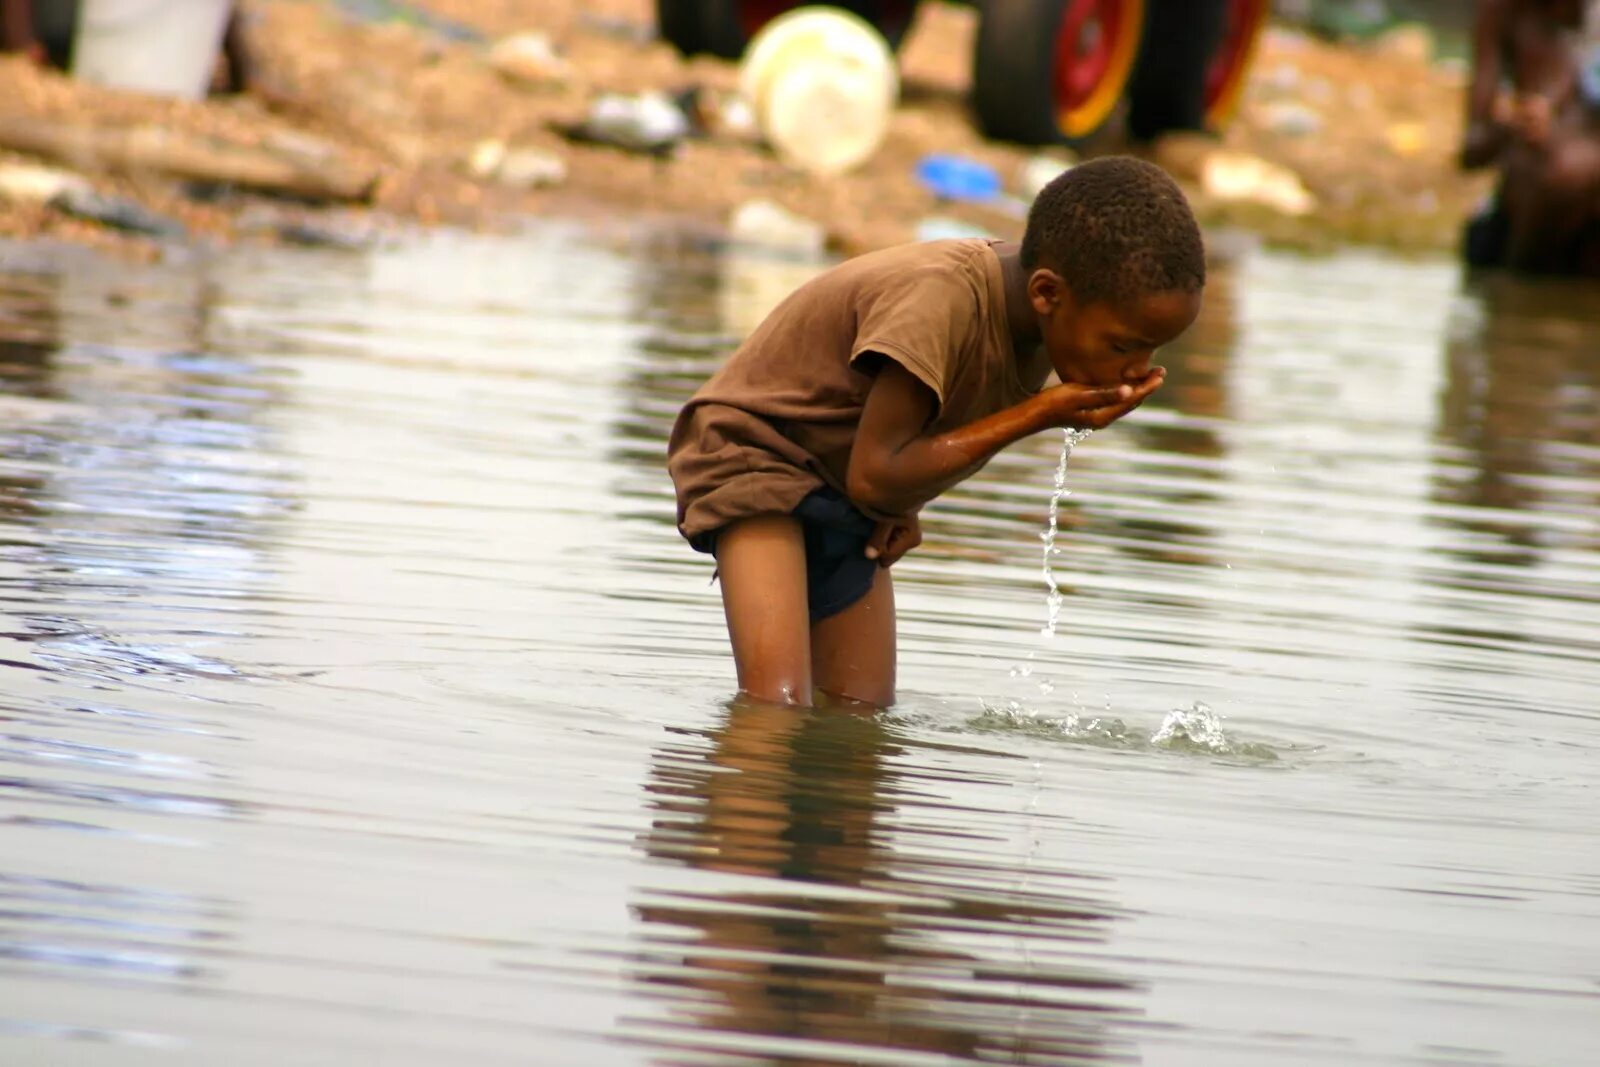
1052, 0, 1143, 139
1204, 0, 1269, 125
1054, 0, 1118, 112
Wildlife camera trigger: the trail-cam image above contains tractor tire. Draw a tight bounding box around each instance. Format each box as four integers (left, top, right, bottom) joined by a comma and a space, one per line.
972, 0, 1148, 148
656, 0, 918, 60
1201, 0, 1270, 128
1126, 0, 1267, 141
656, 0, 710, 57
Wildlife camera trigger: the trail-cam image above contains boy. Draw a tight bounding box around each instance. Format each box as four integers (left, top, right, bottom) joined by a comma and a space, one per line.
668, 157, 1205, 707
1461, 0, 1600, 274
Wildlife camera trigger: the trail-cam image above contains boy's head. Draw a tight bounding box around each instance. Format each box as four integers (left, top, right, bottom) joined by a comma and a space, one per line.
1020, 156, 1205, 387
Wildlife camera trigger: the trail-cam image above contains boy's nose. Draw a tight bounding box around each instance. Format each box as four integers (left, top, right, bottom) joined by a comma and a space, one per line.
1122, 354, 1153, 380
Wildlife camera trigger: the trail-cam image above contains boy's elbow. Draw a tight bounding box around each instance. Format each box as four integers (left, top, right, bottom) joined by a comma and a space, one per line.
846, 459, 902, 515
846, 467, 888, 513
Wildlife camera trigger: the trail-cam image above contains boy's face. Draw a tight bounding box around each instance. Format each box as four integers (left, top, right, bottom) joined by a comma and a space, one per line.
1032, 276, 1203, 388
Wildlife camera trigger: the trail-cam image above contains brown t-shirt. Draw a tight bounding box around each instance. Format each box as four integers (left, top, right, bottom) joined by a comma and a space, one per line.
667, 238, 1051, 547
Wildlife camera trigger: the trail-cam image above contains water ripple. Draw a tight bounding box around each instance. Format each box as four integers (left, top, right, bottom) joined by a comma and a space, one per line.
0, 229, 1594, 1065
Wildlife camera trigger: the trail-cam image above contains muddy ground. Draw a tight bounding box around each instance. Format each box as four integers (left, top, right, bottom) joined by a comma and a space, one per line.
0, 0, 1492, 260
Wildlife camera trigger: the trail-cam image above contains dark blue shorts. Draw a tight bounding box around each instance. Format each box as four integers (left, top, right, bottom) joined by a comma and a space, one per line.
792, 487, 880, 624
705, 487, 879, 625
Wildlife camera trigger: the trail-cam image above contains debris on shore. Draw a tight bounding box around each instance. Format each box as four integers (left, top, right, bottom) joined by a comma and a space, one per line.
0, 0, 1491, 260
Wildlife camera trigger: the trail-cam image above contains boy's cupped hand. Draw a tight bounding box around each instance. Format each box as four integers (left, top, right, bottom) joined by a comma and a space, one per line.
1042, 368, 1165, 431
864, 514, 921, 567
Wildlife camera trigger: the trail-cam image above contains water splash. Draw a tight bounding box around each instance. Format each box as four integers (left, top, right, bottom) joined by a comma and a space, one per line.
974, 699, 1133, 748
965, 699, 1280, 762
1150, 701, 1230, 752
1150, 701, 1276, 760
1039, 428, 1092, 639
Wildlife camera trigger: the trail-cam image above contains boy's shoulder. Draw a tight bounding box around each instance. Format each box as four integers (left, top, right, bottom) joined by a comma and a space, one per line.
739, 238, 1000, 357
830, 237, 998, 282
806, 238, 998, 312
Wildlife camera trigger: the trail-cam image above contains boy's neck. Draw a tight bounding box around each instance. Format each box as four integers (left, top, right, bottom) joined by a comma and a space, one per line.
996, 243, 1043, 354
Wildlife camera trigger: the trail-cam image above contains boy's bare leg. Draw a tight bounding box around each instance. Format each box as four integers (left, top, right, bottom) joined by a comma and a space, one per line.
812, 568, 897, 708
715, 516, 813, 705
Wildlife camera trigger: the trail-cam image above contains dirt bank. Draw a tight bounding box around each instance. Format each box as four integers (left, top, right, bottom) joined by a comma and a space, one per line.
0, 0, 1492, 259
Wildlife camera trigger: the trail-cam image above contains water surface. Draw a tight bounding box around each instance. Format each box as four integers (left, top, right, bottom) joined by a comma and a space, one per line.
0, 224, 1596, 1065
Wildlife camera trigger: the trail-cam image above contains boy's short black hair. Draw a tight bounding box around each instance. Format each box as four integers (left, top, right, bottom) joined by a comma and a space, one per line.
1020, 156, 1206, 306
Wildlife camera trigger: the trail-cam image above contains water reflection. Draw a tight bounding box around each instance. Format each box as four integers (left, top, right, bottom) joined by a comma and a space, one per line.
1, 263, 290, 685
1, 225, 1596, 1065
0, 257, 279, 1037
1436, 274, 1600, 559
632, 701, 1134, 1064
1088, 257, 1242, 573
0, 274, 59, 524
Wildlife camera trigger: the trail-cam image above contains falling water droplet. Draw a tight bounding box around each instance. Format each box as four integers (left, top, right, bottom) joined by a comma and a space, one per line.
1040, 428, 1091, 640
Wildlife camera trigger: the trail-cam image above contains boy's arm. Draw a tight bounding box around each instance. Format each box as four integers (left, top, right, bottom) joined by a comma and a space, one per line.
846, 359, 1163, 517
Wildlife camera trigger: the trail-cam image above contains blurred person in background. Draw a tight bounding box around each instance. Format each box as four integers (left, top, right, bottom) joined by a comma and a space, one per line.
1461, 0, 1600, 275
0, 0, 61, 65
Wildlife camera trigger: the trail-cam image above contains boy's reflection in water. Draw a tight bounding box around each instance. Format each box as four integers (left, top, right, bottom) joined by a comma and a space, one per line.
633, 699, 1134, 1065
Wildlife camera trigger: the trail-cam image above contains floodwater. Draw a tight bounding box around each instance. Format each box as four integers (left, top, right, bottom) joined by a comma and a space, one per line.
0, 222, 1596, 1066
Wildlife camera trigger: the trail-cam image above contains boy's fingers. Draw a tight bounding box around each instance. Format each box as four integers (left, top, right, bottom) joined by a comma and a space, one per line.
1098, 371, 1166, 413
1121, 374, 1165, 410
1124, 368, 1166, 400
865, 520, 893, 560
1057, 384, 1129, 412
879, 521, 922, 567
1048, 374, 1164, 429
1079, 385, 1162, 427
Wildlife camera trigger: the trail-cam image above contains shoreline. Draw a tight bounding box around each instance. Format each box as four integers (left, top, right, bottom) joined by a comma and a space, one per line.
0, 1, 1491, 262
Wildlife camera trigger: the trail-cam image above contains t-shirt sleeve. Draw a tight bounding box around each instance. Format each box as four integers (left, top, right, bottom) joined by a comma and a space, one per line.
849, 267, 978, 414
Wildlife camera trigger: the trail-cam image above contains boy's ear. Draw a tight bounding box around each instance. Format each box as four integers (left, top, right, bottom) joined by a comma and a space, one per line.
1027, 267, 1068, 315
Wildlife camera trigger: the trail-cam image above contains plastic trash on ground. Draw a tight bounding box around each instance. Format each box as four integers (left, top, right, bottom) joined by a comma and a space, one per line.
564, 91, 691, 155
728, 199, 827, 259
488, 33, 571, 88
468, 140, 568, 188
0, 160, 181, 236
71, 0, 233, 100
914, 154, 1002, 203
0, 161, 87, 205
1259, 101, 1323, 137
738, 7, 898, 177
1200, 150, 1316, 216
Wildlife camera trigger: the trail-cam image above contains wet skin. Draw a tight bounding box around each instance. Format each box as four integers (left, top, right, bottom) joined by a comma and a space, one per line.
1031, 272, 1202, 392
716, 244, 1203, 707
